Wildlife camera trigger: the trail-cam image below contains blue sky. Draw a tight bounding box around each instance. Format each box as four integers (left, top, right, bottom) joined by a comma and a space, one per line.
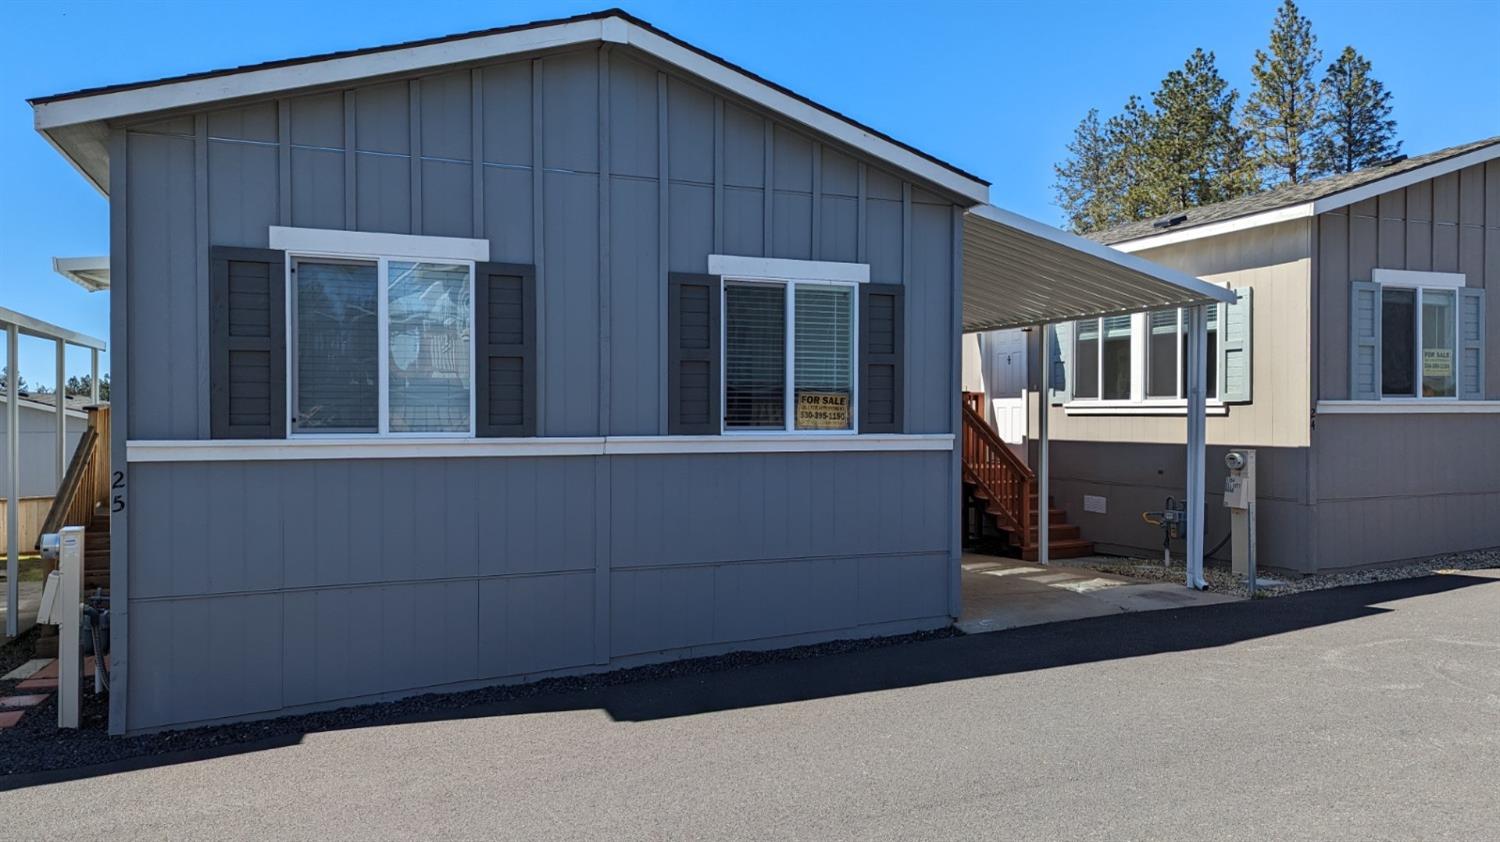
2, 0, 1497, 383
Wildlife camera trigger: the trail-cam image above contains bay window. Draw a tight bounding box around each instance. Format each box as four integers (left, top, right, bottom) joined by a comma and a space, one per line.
724, 280, 856, 432
292, 256, 473, 435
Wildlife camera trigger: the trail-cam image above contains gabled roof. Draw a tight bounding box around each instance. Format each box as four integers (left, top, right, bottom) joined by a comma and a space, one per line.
1090, 136, 1500, 251
30, 8, 988, 204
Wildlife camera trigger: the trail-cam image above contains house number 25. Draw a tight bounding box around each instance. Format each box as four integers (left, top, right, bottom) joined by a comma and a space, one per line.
112, 470, 126, 513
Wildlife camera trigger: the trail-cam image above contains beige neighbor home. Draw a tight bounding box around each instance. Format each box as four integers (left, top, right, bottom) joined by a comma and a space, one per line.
965, 136, 1500, 574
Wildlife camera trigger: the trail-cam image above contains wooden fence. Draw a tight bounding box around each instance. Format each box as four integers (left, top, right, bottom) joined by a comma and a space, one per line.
0, 497, 53, 553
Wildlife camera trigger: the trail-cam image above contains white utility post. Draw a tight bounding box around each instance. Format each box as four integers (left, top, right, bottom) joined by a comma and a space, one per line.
1037, 323, 1051, 566
1183, 304, 1208, 590
56, 525, 84, 728
5, 324, 18, 637
55, 338, 66, 492
90, 348, 99, 403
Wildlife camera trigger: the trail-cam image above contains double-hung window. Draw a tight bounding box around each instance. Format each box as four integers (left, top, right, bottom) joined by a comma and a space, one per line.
1362, 270, 1479, 400
723, 279, 857, 432
1064, 303, 1227, 406
291, 256, 474, 435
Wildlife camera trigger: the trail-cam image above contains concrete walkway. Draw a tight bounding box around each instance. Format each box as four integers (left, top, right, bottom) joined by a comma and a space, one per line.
958, 554, 1237, 633
0, 577, 42, 639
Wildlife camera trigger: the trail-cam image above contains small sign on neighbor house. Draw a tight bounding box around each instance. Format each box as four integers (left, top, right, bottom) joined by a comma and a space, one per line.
1423, 347, 1453, 378
795, 391, 851, 430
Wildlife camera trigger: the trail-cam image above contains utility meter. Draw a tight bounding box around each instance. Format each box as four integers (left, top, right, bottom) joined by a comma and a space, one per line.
1223, 449, 1257, 585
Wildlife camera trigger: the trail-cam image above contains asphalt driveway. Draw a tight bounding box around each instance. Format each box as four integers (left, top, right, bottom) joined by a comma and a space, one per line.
2, 570, 1497, 841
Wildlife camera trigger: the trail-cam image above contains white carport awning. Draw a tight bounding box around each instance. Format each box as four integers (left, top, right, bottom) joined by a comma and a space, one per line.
53, 256, 110, 292
963, 204, 1235, 332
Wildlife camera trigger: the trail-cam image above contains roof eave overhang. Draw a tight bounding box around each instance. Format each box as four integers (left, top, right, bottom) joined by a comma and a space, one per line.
31, 13, 989, 205
1108, 141, 1500, 253
53, 256, 111, 292
963, 204, 1236, 334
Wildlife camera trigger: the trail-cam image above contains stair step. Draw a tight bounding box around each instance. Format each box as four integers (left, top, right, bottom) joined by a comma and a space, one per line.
1020, 539, 1095, 561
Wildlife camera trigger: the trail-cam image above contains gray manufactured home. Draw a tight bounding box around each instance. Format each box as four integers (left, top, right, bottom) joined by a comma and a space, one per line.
31, 9, 1239, 734
30, 10, 979, 733
966, 138, 1500, 573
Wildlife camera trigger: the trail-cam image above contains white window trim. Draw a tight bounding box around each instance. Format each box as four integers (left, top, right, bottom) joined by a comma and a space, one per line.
1370, 270, 1465, 402
1068, 303, 1225, 410
1316, 400, 1500, 415
270, 226, 490, 262
720, 269, 862, 436
286, 248, 478, 438
708, 254, 870, 284
124, 434, 956, 463
1063, 399, 1228, 417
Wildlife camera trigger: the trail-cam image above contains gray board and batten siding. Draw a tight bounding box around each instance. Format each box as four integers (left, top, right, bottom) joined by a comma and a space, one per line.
113, 45, 962, 732
1310, 161, 1500, 569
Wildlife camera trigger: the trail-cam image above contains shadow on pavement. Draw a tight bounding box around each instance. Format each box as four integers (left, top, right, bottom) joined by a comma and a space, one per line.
4, 571, 1495, 790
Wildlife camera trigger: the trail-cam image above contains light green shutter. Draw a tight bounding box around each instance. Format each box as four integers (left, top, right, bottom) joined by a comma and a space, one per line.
1049, 322, 1073, 404
1219, 287, 1253, 403
1350, 282, 1381, 400
1459, 287, 1485, 400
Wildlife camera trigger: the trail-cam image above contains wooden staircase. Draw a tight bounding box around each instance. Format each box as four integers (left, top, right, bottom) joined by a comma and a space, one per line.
961, 393, 1094, 560
37, 405, 111, 589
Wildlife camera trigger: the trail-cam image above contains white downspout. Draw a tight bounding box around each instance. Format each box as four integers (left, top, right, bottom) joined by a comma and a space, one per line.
1037, 322, 1050, 566
6, 323, 19, 637
1184, 304, 1208, 590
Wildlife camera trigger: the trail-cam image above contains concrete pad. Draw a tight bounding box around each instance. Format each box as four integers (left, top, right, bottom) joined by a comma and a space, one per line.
958, 554, 1242, 634
0, 693, 50, 708
1, 658, 52, 681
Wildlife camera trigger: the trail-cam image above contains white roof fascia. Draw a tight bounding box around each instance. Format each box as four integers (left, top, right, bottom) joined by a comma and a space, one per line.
970, 204, 1237, 306
33, 14, 989, 206
1109, 141, 1500, 253
619, 23, 988, 204
33, 18, 606, 130
52, 256, 111, 292
1308, 143, 1500, 215
1110, 203, 1313, 253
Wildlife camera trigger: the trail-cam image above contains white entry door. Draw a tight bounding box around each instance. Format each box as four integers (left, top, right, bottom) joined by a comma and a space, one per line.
979, 329, 1028, 448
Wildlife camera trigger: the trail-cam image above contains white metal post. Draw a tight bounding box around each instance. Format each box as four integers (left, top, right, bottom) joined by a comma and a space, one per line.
55, 338, 66, 494
57, 525, 83, 728
5, 324, 18, 637
1037, 322, 1050, 566
90, 347, 99, 403
1184, 305, 1208, 590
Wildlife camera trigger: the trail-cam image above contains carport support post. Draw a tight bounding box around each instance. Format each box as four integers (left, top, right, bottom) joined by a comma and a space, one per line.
55, 338, 66, 494
6, 323, 19, 637
1184, 305, 1208, 590
1037, 323, 1050, 566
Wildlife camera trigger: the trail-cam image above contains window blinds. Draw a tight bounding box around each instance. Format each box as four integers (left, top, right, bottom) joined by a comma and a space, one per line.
724, 283, 786, 428
295, 262, 378, 432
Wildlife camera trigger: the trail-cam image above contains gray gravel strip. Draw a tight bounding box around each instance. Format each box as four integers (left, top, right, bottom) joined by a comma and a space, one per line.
1073, 547, 1500, 598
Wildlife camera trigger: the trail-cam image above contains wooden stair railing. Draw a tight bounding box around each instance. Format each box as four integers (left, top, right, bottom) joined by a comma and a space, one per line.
36, 405, 110, 549
961, 399, 1034, 543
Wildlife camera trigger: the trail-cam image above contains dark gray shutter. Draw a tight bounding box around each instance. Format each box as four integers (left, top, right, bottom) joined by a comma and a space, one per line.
1459, 287, 1485, 401
210, 246, 286, 439
1350, 281, 1381, 400
1049, 321, 1073, 405
668, 273, 721, 434
474, 262, 537, 437
1220, 287, 1253, 403
858, 283, 904, 433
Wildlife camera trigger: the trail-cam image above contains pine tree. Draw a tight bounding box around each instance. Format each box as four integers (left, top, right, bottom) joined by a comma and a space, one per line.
1054, 109, 1117, 234
1314, 46, 1400, 174
1245, 0, 1322, 184
1149, 49, 1259, 210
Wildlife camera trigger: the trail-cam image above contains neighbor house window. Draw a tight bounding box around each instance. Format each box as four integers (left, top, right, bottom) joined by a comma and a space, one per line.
724, 280, 856, 432
292, 256, 473, 435
1069, 306, 1220, 403
1380, 283, 1457, 399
